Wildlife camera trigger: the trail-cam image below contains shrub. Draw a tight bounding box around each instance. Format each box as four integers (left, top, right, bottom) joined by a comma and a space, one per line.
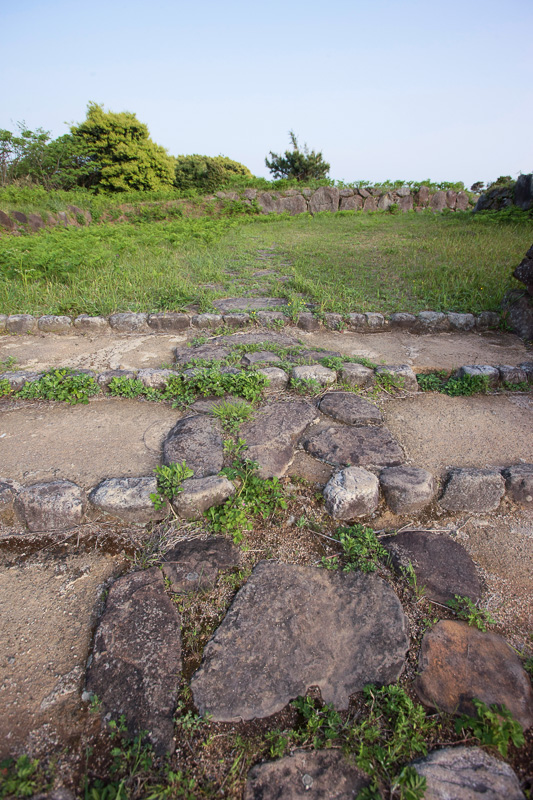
174, 154, 252, 193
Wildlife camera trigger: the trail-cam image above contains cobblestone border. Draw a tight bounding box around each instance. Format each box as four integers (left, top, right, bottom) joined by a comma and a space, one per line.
0, 309, 503, 336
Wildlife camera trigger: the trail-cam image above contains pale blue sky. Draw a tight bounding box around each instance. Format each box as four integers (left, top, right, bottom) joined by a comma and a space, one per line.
2, 0, 532, 186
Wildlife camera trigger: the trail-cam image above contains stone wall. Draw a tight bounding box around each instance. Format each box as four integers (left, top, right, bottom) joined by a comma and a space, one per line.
474, 173, 533, 212
217, 185, 473, 216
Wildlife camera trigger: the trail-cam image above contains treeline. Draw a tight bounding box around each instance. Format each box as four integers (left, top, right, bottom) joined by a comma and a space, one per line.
0, 103, 252, 194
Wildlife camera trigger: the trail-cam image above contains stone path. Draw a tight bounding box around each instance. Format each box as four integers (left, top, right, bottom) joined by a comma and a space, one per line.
0, 323, 531, 798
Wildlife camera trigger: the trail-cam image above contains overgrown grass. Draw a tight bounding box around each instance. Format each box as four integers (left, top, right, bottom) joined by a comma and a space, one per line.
1, 206, 531, 316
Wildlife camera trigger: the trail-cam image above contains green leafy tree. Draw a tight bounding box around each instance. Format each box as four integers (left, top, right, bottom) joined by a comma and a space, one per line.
70, 102, 175, 192
265, 130, 330, 182
174, 154, 252, 192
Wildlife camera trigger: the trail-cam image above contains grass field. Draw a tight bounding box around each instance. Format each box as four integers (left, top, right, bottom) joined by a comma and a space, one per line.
0, 207, 531, 316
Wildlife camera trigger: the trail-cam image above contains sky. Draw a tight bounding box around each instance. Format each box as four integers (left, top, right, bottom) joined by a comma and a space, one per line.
2, 0, 532, 188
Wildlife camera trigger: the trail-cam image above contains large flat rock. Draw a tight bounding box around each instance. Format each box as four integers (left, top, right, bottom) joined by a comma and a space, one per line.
319, 392, 383, 426
162, 415, 224, 477
161, 536, 240, 592
414, 620, 533, 730
302, 424, 404, 469
191, 561, 409, 721
86, 568, 182, 754
241, 401, 318, 477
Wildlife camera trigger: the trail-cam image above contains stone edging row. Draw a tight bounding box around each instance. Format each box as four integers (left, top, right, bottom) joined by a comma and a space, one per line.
0, 309, 503, 336
1, 462, 531, 535
2, 360, 533, 394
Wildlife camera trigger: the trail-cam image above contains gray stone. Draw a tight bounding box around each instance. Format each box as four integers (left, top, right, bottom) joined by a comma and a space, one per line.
319, 392, 382, 426
28, 212, 45, 231
244, 750, 370, 800
415, 620, 533, 730
375, 364, 418, 391
519, 361, 533, 382
475, 311, 500, 330
6, 314, 36, 334
257, 310, 286, 326
86, 568, 181, 754
440, 468, 505, 512
389, 312, 416, 330
97, 369, 137, 388
346, 312, 366, 330
323, 466, 380, 519
303, 424, 404, 469
383, 530, 481, 604
214, 297, 286, 313
445, 190, 457, 209
191, 313, 223, 329
323, 313, 343, 330
241, 400, 317, 477
357, 187, 371, 198
174, 343, 231, 366
396, 186, 411, 198
89, 476, 166, 522
291, 364, 336, 386
14, 480, 86, 532
0, 209, 15, 230
503, 290, 533, 339
257, 367, 289, 391
338, 362, 375, 388
379, 466, 436, 514
378, 193, 393, 210
161, 536, 240, 592
455, 364, 500, 387
0, 314, 6, 332
430, 191, 447, 211
416, 311, 451, 333
241, 350, 281, 366
365, 312, 388, 330
191, 561, 409, 721
411, 746, 525, 800
173, 475, 235, 519
309, 186, 340, 214
515, 173, 533, 210
363, 196, 377, 212
278, 194, 307, 215
290, 348, 341, 365
109, 312, 149, 333
37, 315, 72, 333
339, 194, 363, 211
0, 370, 42, 390
498, 364, 528, 385
222, 312, 251, 328
503, 464, 533, 506
73, 315, 110, 332
296, 312, 321, 331
136, 368, 176, 389
257, 193, 281, 214
399, 195, 414, 212
162, 415, 224, 477
147, 312, 190, 332
447, 312, 475, 331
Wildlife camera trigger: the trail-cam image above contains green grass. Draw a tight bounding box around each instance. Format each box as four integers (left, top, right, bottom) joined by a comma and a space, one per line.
1, 207, 531, 316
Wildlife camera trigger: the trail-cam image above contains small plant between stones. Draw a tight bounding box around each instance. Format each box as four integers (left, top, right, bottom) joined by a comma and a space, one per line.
17, 368, 100, 405
0, 754, 52, 798
446, 595, 497, 631
455, 698, 525, 757
150, 462, 194, 511
320, 524, 389, 573
417, 371, 490, 396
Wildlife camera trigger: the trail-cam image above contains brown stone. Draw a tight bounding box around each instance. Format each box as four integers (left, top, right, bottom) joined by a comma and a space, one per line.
85, 568, 182, 754
319, 392, 382, 426
308, 186, 340, 214
415, 186, 430, 206
302, 424, 404, 469
162, 415, 224, 477
456, 191, 470, 211
383, 530, 481, 604
414, 620, 533, 730
503, 464, 533, 506
339, 194, 363, 211
147, 312, 190, 331
161, 536, 240, 592
14, 480, 86, 532
0, 209, 15, 229
241, 400, 317, 477
245, 750, 370, 800
11, 211, 28, 224
278, 194, 307, 215
363, 196, 377, 212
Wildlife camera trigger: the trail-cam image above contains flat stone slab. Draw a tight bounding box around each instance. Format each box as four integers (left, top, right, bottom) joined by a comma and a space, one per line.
14, 480, 86, 532
174, 344, 231, 366
173, 475, 235, 520
379, 465, 436, 513
411, 746, 525, 800
302, 424, 404, 469
244, 750, 370, 800
191, 561, 409, 721
89, 476, 166, 523
161, 537, 240, 593
319, 392, 383, 426
440, 468, 505, 512
241, 350, 281, 366
162, 415, 223, 477
383, 531, 482, 604
213, 297, 288, 312
241, 401, 317, 477
85, 568, 182, 754
213, 331, 298, 348
414, 620, 533, 730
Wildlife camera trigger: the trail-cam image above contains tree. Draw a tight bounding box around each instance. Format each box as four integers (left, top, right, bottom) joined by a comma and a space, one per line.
70, 102, 175, 192
174, 154, 252, 192
265, 131, 330, 182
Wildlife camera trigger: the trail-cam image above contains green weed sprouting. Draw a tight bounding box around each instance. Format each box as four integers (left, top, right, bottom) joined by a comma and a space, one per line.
321, 524, 388, 573
150, 462, 194, 510
375, 371, 405, 392
290, 377, 323, 395
0, 754, 51, 798
417, 371, 490, 396
446, 595, 496, 631
211, 399, 254, 434
0, 378, 11, 397
16, 368, 99, 404
455, 698, 524, 757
